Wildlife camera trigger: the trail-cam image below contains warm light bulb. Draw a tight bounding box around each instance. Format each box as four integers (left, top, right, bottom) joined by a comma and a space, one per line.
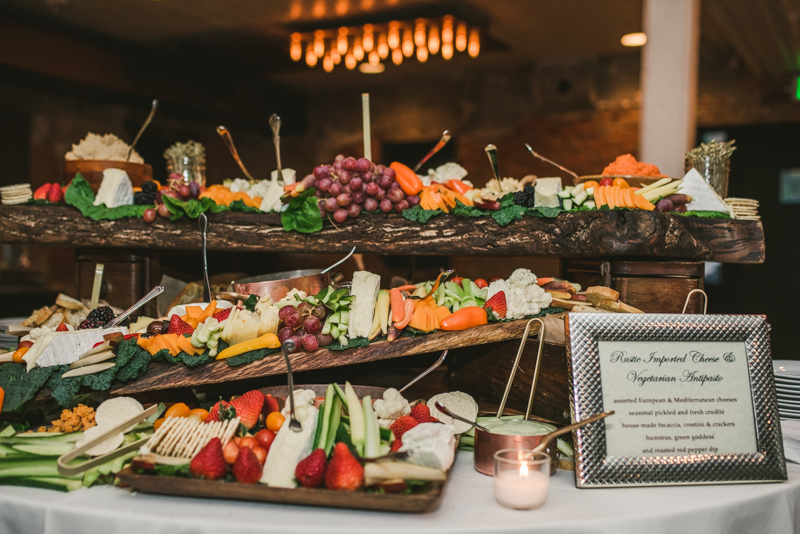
455, 22, 467, 51
368, 50, 380, 65
468, 29, 479, 57
388, 21, 400, 48
353, 36, 364, 60
363, 24, 374, 51
290, 41, 303, 62
306, 44, 318, 67
377, 35, 389, 58
335, 0, 349, 16
402, 30, 414, 57
442, 15, 453, 44
331, 48, 341, 64
345, 52, 357, 69
417, 46, 428, 62
414, 19, 426, 47
428, 25, 440, 54
323, 54, 334, 72
442, 42, 453, 60
314, 31, 325, 57
337, 28, 349, 55
392, 47, 403, 65
621, 32, 647, 47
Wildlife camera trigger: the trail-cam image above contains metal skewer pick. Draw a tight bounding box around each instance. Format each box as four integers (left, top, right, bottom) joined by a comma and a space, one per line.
281, 340, 303, 432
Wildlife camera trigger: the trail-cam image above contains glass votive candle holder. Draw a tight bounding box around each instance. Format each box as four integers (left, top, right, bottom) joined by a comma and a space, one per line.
493, 449, 550, 510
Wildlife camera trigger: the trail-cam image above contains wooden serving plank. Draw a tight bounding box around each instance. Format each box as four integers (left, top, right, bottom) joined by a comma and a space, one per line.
0, 205, 765, 263
110, 319, 543, 396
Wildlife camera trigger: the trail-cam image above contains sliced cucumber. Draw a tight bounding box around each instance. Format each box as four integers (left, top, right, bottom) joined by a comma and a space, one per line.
571, 183, 586, 195
0, 426, 15, 438
12, 443, 75, 456
557, 189, 573, 199
0, 477, 83, 492
573, 190, 588, 206
586, 187, 594, 196
562, 199, 573, 211
2, 432, 83, 445
585, 200, 596, 209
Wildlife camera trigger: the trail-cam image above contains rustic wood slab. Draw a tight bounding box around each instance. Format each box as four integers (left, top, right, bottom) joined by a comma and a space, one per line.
109, 319, 544, 396
0, 205, 765, 263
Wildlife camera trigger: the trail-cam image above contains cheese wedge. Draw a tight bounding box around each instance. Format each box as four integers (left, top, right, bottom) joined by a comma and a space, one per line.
534, 177, 563, 208
93, 168, 133, 208
32, 327, 128, 370
348, 271, 381, 339
680, 169, 731, 214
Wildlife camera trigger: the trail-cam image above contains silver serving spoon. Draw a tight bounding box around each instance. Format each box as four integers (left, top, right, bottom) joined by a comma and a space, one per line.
281, 339, 303, 432
269, 113, 283, 182
198, 213, 211, 302
399, 350, 448, 393
320, 246, 356, 274
435, 401, 490, 433
355, 450, 413, 463
103, 285, 164, 328
524, 144, 579, 181
413, 130, 451, 173
127, 99, 158, 162
216, 126, 256, 182
532, 411, 614, 453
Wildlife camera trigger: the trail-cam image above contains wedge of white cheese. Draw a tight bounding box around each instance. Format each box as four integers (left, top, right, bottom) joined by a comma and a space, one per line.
680, 168, 732, 214
261, 404, 318, 488
27, 327, 128, 371
348, 271, 381, 339
93, 168, 133, 208
399, 422, 456, 471
534, 177, 563, 208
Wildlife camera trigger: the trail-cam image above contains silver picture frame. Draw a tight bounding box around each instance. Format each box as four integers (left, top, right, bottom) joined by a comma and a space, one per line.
566, 313, 786, 488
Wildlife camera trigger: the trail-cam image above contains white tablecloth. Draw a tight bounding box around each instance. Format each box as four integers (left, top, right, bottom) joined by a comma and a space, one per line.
2, 448, 799, 534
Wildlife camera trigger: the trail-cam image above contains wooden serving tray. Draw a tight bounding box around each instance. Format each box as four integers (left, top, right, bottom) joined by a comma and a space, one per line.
116, 384, 449, 513
116, 467, 447, 513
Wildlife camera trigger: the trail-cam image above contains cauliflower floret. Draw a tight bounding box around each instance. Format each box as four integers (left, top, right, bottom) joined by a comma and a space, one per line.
508, 268, 537, 288
228, 178, 251, 193
281, 389, 317, 418
373, 388, 411, 424
254, 295, 274, 316
486, 279, 510, 300
280, 289, 307, 302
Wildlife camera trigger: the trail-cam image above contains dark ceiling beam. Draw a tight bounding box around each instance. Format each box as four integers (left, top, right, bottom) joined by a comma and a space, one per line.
704, 0, 766, 77
754, 0, 795, 71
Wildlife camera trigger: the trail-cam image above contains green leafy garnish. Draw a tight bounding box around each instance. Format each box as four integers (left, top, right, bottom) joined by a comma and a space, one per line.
228, 199, 261, 213
243, 294, 258, 312
402, 205, 443, 223
162, 195, 227, 221
225, 347, 280, 367
65, 175, 150, 221
679, 210, 731, 219
0, 365, 56, 412
281, 187, 323, 233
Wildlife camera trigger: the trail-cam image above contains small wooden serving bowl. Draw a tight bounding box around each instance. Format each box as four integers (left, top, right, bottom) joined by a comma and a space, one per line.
64, 160, 153, 193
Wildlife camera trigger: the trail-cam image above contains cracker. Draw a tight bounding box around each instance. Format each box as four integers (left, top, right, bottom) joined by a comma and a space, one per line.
95, 397, 144, 430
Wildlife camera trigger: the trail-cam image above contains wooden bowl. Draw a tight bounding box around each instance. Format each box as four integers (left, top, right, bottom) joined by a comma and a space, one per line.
576, 175, 668, 188
64, 160, 153, 193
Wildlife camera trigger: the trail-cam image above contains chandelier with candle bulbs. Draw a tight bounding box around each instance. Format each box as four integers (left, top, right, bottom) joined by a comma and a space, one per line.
290, 15, 480, 72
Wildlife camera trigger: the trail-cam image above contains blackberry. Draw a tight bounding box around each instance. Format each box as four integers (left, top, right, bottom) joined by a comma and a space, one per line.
79, 318, 103, 330
134, 191, 157, 205
141, 181, 158, 194
87, 306, 115, 324
513, 191, 526, 206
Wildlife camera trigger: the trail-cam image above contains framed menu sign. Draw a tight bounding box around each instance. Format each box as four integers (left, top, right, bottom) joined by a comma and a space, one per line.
566, 313, 786, 488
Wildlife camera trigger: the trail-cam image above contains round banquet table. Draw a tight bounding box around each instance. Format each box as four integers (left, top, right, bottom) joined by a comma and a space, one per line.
1, 451, 799, 534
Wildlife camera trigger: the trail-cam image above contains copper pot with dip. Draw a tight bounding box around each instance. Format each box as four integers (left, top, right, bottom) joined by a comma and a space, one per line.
471, 317, 613, 476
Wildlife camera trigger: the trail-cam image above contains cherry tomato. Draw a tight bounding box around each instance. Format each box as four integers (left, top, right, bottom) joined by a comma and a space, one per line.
223, 441, 239, 464
599, 177, 614, 187
12, 346, 29, 363
251, 446, 267, 466
583, 180, 599, 192
612, 178, 630, 189
16, 340, 33, 350
233, 436, 241, 446
266, 412, 286, 432
164, 402, 191, 419
474, 278, 488, 289
239, 436, 259, 450
153, 417, 166, 431
254, 429, 276, 453
452, 277, 464, 287
189, 408, 209, 421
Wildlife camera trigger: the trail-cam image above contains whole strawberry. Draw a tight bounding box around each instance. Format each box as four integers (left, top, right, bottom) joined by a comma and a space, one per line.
390, 439, 403, 452
410, 404, 439, 424
168, 314, 194, 335
190, 437, 226, 480
33, 183, 50, 201
212, 308, 231, 322
229, 390, 265, 429
262, 393, 280, 418
484, 291, 507, 320
205, 399, 229, 423
295, 449, 327, 488
232, 446, 262, 484
325, 442, 363, 491
389, 415, 418, 440
47, 183, 64, 203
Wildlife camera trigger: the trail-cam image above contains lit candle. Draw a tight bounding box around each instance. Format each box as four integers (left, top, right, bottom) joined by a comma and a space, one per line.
493, 449, 550, 510
362, 93, 372, 161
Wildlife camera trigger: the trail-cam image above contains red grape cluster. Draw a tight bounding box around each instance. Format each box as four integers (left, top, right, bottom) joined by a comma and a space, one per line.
310, 156, 420, 223
276, 303, 333, 353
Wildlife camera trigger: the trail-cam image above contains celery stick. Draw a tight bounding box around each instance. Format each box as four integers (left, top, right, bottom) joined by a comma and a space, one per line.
345, 382, 365, 455
324, 396, 342, 456
0, 426, 16, 438
312, 401, 326, 450
362, 395, 379, 458
0, 477, 83, 492
338, 310, 349, 325
321, 315, 333, 336
316, 384, 336, 451
332, 383, 348, 406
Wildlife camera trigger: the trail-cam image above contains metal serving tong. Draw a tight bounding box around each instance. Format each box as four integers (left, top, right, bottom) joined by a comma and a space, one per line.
497, 317, 547, 420
217, 126, 255, 182
413, 130, 451, 172
524, 144, 579, 181
57, 404, 158, 476
103, 286, 164, 328
281, 339, 303, 432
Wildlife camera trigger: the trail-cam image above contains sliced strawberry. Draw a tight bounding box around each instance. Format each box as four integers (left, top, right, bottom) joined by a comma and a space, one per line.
33, 184, 50, 201
229, 390, 265, 430
167, 314, 194, 335
212, 308, 231, 322
389, 416, 418, 440
484, 291, 507, 320
55, 323, 69, 332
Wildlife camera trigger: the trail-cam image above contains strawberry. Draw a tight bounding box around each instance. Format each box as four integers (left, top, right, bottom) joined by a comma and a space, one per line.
47, 183, 64, 203
212, 308, 231, 322
389, 416, 418, 440
205, 398, 229, 423
295, 448, 327, 488
262, 393, 280, 417
325, 442, 363, 491
56, 323, 69, 332
33, 184, 50, 201
409, 404, 438, 423
229, 390, 265, 429
190, 437, 227, 480
167, 314, 194, 335
232, 446, 262, 484
390, 439, 403, 452
484, 291, 507, 320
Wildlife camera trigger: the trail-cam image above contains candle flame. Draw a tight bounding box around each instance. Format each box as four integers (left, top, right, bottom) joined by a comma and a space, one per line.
520, 462, 529, 478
